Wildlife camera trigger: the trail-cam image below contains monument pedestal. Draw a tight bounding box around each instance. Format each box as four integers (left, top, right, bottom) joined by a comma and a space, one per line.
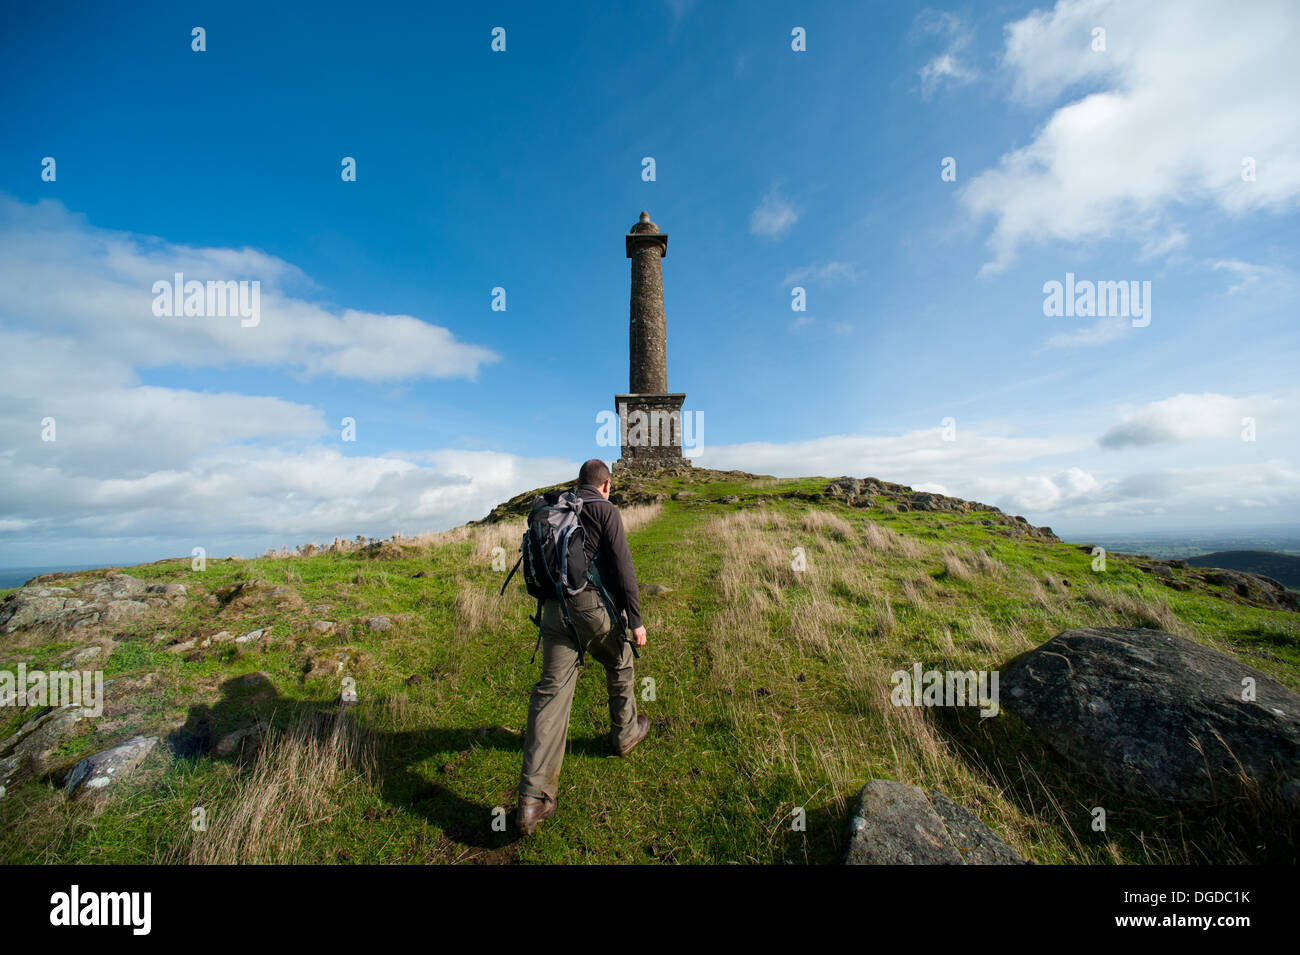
614, 392, 688, 470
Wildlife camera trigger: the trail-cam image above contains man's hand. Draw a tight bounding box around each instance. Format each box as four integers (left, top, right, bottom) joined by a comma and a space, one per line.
631, 626, 647, 648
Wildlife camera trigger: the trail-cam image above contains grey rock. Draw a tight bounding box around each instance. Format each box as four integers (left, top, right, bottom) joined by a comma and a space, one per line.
103, 600, 149, 623
86, 574, 148, 601
64, 735, 158, 796
1, 704, 91, 789
59, 644, 105, 667
1002, 627, 1300, 805
213, 725, 263, 757
0, 573, 182, 635
1198, 569, 1300, 612
146, 582, 188, 600
366, 616, 392, 632
843, 779, 1026, 865
234, 628, 266, 644
311, 620, 334, 633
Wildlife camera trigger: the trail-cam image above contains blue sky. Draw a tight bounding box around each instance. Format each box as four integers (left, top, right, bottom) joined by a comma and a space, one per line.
2, 0, 1298, 565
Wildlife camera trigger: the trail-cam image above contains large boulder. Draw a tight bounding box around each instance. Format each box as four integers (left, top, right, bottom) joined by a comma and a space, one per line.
844, 779, 1027, 865
63, 735, 158, 796
1002, 627, 1300, 805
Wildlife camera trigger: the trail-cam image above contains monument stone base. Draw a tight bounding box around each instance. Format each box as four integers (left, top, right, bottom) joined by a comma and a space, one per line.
613, 392, 689, 470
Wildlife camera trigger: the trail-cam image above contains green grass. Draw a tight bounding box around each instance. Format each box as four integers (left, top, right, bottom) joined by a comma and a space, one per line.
1, 471, 1296, 864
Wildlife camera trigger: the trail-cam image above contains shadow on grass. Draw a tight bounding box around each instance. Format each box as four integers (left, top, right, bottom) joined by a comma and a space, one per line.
167, 673, 613, 859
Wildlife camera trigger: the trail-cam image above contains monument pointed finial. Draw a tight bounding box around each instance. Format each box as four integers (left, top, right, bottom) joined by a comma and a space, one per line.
639, 210, 650, 222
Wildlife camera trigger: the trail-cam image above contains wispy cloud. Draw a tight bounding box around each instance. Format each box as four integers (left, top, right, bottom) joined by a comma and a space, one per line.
750, 188, 799, 239
1210, 258, 1284, 295
915, 10, 977, 98
789, 315, 852, 335
782, 261, 857, 286
1041, 314, 1130, 350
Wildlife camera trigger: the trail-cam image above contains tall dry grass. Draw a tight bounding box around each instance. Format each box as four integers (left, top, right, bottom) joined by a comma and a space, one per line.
174, 709, 375, 864
864, 521, 900, 552
697, 507, 1091, 861
941, 546, 974, 581
801, 509, 853, 541
620, 502, 663, 535
1083, 583, 1186, 634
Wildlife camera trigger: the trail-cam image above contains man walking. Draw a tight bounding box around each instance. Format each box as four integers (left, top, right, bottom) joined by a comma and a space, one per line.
516, 458, 650, 835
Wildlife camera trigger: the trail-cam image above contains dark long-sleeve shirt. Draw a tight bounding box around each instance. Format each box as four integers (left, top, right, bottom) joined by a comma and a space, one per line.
575, 484, 642, 631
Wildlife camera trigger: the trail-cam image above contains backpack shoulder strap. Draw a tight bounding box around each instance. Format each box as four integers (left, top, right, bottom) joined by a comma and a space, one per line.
528, 596, 544, 662
500, 551, 523, 596
587, 561, 638, 659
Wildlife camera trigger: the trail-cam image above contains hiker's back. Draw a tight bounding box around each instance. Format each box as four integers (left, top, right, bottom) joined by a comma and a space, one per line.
515, 460, 652, 835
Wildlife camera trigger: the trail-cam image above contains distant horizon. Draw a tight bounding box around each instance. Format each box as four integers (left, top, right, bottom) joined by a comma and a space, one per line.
6, 519, 1300, 581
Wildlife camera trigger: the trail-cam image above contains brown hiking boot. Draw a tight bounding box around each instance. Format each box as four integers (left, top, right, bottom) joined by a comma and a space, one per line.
516, 794, 556, 835
614, 714, 650, 757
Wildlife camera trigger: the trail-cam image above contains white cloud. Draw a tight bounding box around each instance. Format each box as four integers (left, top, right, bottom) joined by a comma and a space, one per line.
1, 443, 574, 564
781, 261, 857, 286
749, 189, 799, 238
691, 392, 1300, 526
920, 54, 976, 98
694, 426, 1083, 488
963, 0, 1300, 273
916, 10, 978, 98
1041, 314, 1129, 349
1209, 258, 1285, 295
0, 197, 498, 382
1098, 392, 1296, 448
0, 197, 561, 566
788, 316, 852, 335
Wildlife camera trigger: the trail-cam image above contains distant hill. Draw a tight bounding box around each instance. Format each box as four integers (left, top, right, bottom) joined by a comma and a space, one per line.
1186, 551, 1300, 590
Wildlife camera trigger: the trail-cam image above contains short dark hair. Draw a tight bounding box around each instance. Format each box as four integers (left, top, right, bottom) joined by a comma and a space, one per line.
578, 458, 611, 487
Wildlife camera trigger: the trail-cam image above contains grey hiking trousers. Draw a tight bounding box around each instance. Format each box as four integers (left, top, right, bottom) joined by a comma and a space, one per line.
518, 587, 638, 802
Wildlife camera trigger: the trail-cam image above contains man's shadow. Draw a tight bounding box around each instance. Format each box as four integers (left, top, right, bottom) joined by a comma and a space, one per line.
167, 674, 609, 853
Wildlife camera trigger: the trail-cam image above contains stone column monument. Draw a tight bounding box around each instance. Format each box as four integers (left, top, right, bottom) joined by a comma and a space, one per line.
615, 211, 687, 470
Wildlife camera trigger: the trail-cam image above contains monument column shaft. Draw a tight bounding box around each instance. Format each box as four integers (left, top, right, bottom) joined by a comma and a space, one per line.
629, 245, 668, 394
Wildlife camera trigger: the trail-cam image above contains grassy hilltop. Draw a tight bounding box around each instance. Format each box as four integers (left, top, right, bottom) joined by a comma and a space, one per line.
2, 468, 1297, 864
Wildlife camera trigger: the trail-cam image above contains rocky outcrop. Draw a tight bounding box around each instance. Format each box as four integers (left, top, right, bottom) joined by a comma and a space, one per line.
0, 703, 91, 791
1002, 627, 1300, 805
820, 477, 1057, 540
214, 578, 301, 613
0, 574, 186, 636
844, 779, 1027, 865
1194, 567, 1300, 612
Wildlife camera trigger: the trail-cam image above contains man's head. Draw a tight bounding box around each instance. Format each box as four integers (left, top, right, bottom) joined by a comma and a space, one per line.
578, 459, 612, 499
